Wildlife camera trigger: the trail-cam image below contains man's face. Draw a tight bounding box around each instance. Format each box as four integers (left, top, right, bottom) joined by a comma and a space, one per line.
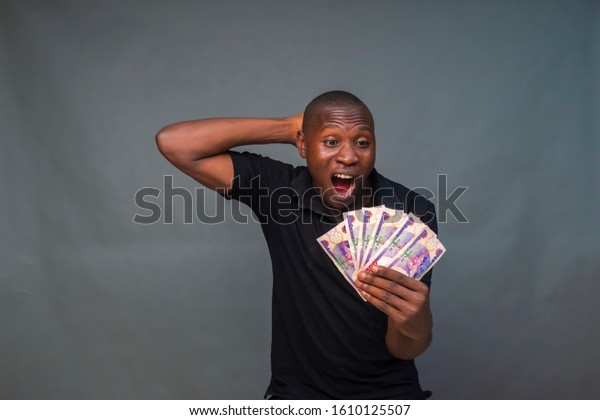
297, 106, 376, 211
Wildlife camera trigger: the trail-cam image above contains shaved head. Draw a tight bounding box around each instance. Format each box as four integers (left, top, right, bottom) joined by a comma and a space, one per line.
302, 90, 374, 137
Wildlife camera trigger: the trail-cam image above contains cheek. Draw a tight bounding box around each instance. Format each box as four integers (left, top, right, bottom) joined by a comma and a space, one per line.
307, 148, 335, 167
361, 149, 375, 162
359, 149, 376, 166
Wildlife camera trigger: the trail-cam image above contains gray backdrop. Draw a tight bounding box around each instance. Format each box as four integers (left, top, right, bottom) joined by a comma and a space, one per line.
1, 0, 598, 399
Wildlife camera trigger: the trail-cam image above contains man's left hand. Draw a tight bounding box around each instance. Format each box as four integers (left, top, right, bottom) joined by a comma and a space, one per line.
356, 265, 432, 358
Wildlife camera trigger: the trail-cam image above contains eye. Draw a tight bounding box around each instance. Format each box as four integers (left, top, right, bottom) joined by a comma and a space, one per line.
356, 139, 371, 148
323, 138, 338, 147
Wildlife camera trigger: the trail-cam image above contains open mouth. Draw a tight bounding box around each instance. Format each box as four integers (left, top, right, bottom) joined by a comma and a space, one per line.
331, 173, 355, 197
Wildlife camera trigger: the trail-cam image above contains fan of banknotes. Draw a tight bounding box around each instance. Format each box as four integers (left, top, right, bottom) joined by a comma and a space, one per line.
317, 206, 446, 300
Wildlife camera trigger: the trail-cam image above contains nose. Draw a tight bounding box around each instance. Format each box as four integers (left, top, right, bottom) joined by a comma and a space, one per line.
335, 141, 359, 166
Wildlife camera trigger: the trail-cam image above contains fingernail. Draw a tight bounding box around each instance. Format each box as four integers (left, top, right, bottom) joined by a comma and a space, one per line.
372, 265, 379, 273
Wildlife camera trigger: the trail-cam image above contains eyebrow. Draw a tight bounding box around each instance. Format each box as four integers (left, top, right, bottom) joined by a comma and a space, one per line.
320, 124, 373, 133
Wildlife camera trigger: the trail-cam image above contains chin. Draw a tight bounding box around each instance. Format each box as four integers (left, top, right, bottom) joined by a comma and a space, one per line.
325, 192, 359, 211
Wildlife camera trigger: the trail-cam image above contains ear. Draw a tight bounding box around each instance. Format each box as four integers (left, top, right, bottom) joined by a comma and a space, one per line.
296, 130, 307, 159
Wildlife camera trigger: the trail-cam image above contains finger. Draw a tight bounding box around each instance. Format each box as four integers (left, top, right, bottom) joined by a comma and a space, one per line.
357, 273, 419, 308
359, 285, 411, 318
357, 272, 414, 301
370, 265, 427, 292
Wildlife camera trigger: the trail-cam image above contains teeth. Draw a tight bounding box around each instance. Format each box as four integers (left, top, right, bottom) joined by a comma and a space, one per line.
333, 174, 353, 179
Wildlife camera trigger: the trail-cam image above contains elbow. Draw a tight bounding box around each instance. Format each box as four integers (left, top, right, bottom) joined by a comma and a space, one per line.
155, 125, 201, 171
155, 126, 173, 157
155, 125, 185, 164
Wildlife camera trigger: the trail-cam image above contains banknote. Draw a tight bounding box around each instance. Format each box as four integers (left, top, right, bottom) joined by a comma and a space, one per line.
360, 208, 407, 272
317, 205, 445, 299
356, 207, 382, 268
347, 205, 385, 263
363, 213, 425, 272
317, 223, 367, 300
343, 210, 362, 265
382, 226, 446, 280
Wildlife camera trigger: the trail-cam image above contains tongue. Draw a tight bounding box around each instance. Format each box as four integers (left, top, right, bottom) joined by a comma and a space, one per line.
332, 177, 352, 194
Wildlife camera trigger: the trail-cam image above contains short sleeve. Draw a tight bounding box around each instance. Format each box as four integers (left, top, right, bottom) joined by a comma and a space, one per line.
221, 151, 295, 223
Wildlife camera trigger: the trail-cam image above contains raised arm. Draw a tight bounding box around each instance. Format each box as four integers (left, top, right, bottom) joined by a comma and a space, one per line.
155, 115, 303, 192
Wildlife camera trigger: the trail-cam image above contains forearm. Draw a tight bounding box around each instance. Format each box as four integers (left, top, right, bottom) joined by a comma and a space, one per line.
155, 117, 299, 162
385, 318, 432, 360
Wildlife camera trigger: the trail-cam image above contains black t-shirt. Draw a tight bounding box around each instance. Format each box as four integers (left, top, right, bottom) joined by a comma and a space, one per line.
224, 151, 438, 399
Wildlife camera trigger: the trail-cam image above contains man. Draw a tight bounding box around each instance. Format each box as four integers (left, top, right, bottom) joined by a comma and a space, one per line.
156, 90, 437, 399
